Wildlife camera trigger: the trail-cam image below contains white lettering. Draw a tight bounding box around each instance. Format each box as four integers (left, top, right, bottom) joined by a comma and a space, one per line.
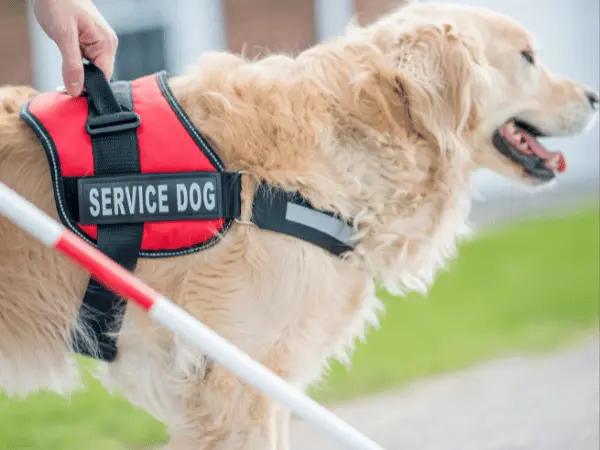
113, 187, 125, 216
158, 184, 169, 213
203, 181, 216, 211
125, 186, 136, 214
89, 188, 100, 217
101, 187, 112, 216
145, 185, 157, 214
176, 184, 187, 212
138, 186, 144, 214
189, 182, 202, 211
86, 179, 220, 219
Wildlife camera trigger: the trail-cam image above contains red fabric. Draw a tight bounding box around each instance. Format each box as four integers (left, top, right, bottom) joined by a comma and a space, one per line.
27, 74, 225, 253
28, 92, 93, 176
57, 231, 157, 311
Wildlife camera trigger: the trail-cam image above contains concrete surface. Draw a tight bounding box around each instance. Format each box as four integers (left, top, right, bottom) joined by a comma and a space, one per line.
291, 336, 599, 450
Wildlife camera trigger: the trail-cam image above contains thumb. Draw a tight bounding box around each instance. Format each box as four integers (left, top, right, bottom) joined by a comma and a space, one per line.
57, 30, 84, 96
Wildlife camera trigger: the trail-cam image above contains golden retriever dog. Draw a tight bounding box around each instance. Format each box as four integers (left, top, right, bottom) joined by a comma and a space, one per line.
0, 1, 598, 449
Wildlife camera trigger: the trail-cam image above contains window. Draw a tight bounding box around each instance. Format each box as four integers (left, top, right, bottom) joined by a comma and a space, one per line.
114, 27, 167, 81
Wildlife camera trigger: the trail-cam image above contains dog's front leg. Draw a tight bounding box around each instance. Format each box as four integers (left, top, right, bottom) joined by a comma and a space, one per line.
164, 365, 278, 450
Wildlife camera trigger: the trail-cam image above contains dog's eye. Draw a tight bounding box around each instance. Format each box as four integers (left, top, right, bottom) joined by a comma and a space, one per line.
521, 50, 535, 65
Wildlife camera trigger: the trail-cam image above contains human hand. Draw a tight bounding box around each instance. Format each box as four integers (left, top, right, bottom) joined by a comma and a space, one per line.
32, 0, 118, 96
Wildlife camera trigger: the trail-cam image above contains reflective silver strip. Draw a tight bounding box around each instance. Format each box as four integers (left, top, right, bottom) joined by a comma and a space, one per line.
285, 203, 353, 245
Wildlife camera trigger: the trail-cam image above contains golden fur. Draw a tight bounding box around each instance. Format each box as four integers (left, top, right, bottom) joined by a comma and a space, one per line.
0, 2, 597, 448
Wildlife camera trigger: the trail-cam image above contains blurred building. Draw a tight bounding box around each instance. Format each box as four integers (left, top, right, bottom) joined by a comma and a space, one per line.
0, 0, 392, 90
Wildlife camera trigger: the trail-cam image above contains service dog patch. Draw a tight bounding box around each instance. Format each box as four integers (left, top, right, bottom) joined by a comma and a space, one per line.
78, 173, 223, 225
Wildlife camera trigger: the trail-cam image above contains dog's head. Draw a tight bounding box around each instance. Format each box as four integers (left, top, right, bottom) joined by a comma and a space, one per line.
360, 1, 599, 186
326, 2, 598, 290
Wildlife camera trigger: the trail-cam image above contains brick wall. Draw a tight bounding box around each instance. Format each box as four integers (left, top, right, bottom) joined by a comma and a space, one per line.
223, 0, 316, 58
223, 0, 399, 57
354, 0, 402, 25
0, 0, 399, 88
0, 1, 33, 86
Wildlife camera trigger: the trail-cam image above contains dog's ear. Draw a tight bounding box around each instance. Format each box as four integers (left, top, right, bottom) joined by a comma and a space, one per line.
395, 21, 488, 152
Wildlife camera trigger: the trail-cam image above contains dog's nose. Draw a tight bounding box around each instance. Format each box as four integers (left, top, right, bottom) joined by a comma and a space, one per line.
586, 90, 599, 111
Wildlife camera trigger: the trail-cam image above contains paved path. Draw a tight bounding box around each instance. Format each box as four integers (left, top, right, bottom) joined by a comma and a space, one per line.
291, 184, 599, 450
291, 335, 599, 450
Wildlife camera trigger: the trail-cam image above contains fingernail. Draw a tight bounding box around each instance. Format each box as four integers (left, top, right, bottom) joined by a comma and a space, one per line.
69, 81, 81, 87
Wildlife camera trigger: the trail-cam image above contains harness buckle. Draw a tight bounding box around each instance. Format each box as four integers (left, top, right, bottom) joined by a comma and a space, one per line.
86, 111, 141, 136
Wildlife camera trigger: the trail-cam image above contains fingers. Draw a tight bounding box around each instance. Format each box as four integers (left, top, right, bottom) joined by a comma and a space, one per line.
80, 22, 119, 82
87, 31, 118, 81
56, 27, 85, 97
56, 20, 119, 97
34, 0, 119, 96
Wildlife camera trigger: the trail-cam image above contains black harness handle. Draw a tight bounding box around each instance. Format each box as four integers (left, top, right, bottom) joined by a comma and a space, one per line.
83, 63, 121, 114
71, 62, 143, 362
83, 63, 141, 136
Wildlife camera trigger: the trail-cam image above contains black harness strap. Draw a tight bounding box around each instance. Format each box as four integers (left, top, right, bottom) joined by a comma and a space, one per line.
251, 182, 354, 256
71, 64, 143, 361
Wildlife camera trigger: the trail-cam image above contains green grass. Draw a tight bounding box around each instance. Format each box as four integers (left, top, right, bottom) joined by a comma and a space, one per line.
0, 358, 168, 450
315, 206, 600, 402
0, 206, 598, 449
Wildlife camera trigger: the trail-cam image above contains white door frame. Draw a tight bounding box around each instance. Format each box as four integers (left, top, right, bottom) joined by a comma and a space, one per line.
26, 1, 63, 92
165, 0, 227, 75
314, 0, 355, 42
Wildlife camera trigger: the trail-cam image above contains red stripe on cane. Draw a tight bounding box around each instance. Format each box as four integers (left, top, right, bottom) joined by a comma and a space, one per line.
56, 231, 157, 311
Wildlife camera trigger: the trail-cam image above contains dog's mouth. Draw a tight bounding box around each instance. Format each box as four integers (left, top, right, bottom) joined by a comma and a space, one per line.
492, 119, 566, 182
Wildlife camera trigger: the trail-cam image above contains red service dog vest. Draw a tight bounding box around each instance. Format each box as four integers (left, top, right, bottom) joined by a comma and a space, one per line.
21, 69, 241, 257
20, 63, 353, 363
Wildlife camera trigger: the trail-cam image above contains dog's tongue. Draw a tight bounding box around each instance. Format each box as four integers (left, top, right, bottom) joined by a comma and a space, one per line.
520, 129, 567, 173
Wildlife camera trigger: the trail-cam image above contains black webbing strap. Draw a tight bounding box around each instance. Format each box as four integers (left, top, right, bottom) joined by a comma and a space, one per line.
71, 63, 143, 362
251, 182, 354, 256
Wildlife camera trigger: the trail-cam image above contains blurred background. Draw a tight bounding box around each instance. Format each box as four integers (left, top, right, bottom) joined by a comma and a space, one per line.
0, 1, 598, 449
